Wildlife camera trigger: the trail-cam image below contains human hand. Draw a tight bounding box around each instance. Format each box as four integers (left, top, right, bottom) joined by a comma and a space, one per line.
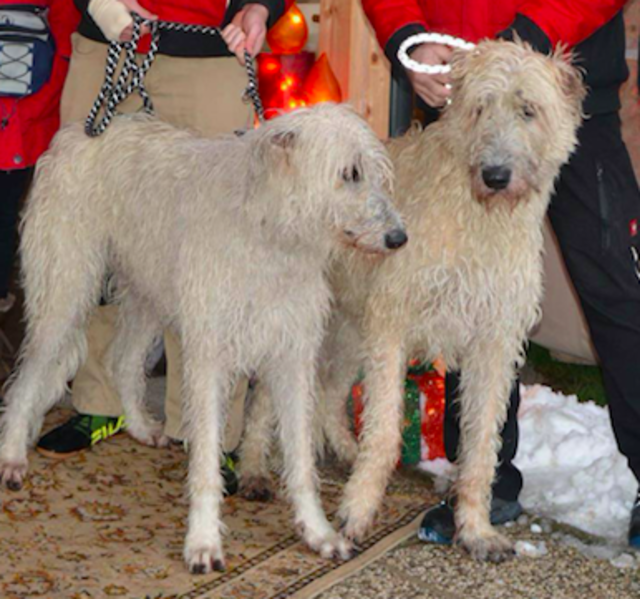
405, 43, 453, 108
222, 4, 269, 65
117, 0, 157, 41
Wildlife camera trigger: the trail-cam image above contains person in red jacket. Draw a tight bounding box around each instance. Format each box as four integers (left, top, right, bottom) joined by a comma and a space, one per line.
362, 0, 640, 547
35, 0, 293, 493
0, 0, 79, 314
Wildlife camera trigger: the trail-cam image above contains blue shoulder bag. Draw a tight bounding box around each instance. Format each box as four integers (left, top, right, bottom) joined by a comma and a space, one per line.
0, 4, 55, 97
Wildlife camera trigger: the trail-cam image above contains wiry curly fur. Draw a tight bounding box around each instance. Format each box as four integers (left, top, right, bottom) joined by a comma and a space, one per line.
240, 41, 585, 562
0, 103, 405, 573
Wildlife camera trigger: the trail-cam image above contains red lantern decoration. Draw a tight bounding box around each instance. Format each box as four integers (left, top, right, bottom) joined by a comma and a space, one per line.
301, 53, 343, 104
266, 4, 309, 54
257, 53, 315, 119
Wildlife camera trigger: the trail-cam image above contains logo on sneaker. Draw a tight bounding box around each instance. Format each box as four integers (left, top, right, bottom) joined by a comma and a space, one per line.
90, 415, 126, 445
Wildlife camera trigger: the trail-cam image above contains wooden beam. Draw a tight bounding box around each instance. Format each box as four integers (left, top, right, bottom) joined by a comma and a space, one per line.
318, 0, 391, 138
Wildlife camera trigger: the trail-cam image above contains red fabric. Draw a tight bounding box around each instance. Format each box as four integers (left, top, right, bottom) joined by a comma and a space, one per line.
135, 0, 296, 28
0, 0, 80, 171
137, 0, 228, 28
361, 0, 628, 53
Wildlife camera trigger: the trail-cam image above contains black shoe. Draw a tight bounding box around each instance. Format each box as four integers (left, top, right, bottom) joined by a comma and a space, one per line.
418, 497, 523, 545
37, 414, 125, 459
222, 452, 239, 497
629, 490, 640, 549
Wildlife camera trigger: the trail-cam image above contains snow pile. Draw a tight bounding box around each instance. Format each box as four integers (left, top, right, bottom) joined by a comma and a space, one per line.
514, 385, 637, 540
420, 385, 637, 541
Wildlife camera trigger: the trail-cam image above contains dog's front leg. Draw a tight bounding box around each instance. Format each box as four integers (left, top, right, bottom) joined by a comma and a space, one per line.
454, 341, 516, 562
339, 336, 406, 542
267, 355, 352, 560
182, 361, 229, 574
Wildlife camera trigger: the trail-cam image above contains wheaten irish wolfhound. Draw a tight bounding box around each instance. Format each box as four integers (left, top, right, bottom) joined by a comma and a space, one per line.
0, 103, 406, 573
240, 41, 585, 562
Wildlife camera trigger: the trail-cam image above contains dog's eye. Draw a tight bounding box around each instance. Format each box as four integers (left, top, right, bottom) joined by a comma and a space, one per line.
521, 104, 536, 121
475, 106, 483, 118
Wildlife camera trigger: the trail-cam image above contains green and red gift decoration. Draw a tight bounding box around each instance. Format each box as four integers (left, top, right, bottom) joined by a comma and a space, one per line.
351, 361, 446, 466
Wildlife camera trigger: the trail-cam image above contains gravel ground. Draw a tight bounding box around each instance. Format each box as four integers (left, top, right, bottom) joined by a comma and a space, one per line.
319, 511, 640, 599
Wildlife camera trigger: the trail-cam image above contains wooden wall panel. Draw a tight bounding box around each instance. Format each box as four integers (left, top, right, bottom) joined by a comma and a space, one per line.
318, 0, 391, 138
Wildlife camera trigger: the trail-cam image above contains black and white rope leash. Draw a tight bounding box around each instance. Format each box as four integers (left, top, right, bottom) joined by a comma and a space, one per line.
85, 13, 265, 137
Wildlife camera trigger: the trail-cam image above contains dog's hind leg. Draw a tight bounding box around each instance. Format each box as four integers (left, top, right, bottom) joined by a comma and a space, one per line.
338, 334, 406, 542
0, 205, 105, 489
267, 351, 352, 560
316, 315, 362, 465
238, 383, 277, 501
453, 340, 517, 562
107, 294, 168, 448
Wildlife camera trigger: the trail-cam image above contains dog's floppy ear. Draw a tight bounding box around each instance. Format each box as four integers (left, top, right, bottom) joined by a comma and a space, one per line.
551, 46, 586, 115
257, 128, 298, 172
270, 130, 297, 149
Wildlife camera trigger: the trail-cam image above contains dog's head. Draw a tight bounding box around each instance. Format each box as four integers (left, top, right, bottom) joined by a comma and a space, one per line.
441, 39, 585, 210
252, 103, 407, 255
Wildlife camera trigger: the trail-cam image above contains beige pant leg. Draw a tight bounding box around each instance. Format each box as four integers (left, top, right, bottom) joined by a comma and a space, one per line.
70, 305, 124, 416
66, 35, 251, 446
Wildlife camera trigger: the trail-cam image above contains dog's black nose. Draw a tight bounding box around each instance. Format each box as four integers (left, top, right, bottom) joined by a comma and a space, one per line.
384, 229, 408, 250
482, 165, 512, 190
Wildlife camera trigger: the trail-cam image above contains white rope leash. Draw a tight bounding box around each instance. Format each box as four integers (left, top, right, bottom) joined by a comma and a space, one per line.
397, 33, 475, 74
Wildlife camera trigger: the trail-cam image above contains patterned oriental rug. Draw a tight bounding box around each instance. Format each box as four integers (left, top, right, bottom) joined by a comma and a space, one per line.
0, 408, 432, 599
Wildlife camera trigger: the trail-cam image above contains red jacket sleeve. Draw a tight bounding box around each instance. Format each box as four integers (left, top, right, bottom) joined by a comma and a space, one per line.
360, 0, 429, 55
518, 0, 628, 48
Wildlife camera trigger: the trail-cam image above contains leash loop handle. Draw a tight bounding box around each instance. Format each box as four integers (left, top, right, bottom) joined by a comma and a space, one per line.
398, 33, 476, 75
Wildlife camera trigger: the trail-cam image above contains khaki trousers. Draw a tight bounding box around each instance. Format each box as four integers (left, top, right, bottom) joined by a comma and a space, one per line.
61, 34, 251, 448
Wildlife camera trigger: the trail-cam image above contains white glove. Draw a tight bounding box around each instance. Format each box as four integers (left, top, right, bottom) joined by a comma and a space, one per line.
88, 0, 133, 41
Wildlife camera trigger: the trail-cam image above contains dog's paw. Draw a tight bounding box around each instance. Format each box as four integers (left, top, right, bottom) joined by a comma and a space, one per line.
126, 420, 170, 449
337, 503, 377, 544
300, 524, 354, 561
184, 544, 226, 575
240, 475, 275, 502
0, 458, 28, 491
457, 529, 515, 563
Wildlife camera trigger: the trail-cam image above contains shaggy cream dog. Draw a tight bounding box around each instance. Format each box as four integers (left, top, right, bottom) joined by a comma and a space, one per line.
0, 104, 407, 573
240, 41, 585, 562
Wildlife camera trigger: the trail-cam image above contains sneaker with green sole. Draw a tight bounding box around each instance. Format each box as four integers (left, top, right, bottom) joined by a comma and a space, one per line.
37, 414, 126, 459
